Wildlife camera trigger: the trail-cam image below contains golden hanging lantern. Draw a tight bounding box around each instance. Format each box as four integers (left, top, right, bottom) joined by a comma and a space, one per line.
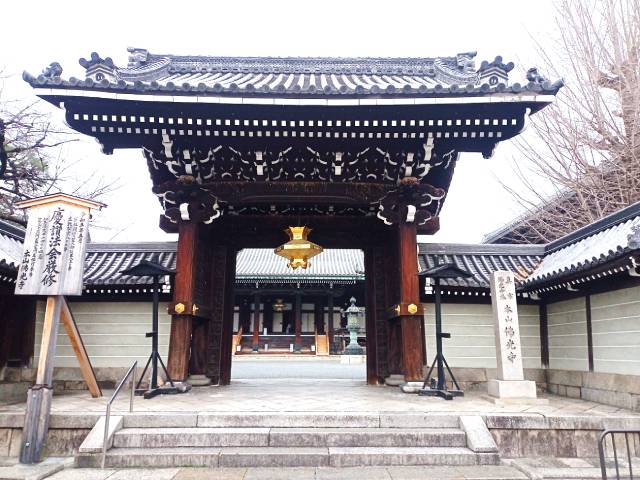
272, 298, 286, 312
274, 226, 323, 270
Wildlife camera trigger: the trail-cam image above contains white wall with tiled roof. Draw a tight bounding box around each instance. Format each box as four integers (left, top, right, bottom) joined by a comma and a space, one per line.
34, 301, 170, 368
547, 298, 589, 372
591, 286, 640, 376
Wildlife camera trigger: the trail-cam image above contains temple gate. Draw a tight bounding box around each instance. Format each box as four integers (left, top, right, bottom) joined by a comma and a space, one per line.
24, 49, 560, 385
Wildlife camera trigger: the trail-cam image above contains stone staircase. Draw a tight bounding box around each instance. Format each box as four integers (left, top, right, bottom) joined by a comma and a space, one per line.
76, 413, 500, 468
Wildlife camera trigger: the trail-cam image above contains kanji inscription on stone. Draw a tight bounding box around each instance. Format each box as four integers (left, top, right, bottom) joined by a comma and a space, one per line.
490, 270, 525, 381
15, 202, 90, 296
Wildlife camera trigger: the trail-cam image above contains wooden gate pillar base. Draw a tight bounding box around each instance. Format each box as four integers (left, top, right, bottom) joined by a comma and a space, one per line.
168, 315, 192, 381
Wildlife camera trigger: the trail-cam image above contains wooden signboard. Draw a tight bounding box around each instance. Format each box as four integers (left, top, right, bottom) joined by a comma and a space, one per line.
14, 194, 101, 296
17, 193, 104, 464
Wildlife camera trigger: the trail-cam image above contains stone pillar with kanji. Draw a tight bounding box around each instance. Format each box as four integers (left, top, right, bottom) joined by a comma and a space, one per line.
488, 271, 537, 399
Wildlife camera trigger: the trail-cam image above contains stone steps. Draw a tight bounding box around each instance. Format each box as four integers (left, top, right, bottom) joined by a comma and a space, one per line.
75, 412, 500, 468
77, 446, 498, 468
112, 427, 467, 448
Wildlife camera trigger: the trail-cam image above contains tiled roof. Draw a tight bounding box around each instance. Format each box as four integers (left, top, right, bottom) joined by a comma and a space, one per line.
23, 49, 563, 100
236, 248, 363, 283
84, 242, 545, 290
523, 202, 640, 287
84, 243, 364, 285
418, 243, 543, 289
0, 219, 25, 274
84, 242, 176, 286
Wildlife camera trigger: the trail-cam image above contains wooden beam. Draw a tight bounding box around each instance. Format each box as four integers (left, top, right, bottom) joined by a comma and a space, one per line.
60, 298, 101, 398
35, 297, 62, 385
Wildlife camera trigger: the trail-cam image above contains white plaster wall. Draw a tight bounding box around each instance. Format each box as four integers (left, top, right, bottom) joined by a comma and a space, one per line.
422, 303, 541, 369
591, 286, 640, 375
34, 301, 170, 368
547, 297, 589, 371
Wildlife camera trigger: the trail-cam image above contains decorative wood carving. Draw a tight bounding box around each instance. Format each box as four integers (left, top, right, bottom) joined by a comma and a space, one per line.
375, 177, 446, 226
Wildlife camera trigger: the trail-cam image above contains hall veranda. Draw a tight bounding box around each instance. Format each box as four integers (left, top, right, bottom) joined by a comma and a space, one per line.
2, 48, 640, 473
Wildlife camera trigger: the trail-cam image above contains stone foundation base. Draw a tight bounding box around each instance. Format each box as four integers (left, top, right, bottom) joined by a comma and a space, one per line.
384, 374, 405, 386
488, 379, 537, 399
186, 374, 212, 387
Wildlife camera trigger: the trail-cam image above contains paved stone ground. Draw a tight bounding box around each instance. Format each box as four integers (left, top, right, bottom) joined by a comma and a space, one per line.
2, 457, 638, 479
1, 377, 635, 417
231, 357, 366, 380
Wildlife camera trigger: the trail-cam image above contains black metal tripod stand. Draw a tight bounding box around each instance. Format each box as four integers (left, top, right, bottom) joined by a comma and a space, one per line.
418, 265, 470, 400
120, 258, 190, 399
134, 273, 181, 398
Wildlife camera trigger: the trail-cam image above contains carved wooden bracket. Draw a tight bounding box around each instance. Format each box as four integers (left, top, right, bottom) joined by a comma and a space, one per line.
153, 178, 225, 225
374, 178, 446, 226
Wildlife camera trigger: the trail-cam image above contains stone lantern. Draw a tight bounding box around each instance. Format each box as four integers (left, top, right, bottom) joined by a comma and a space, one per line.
344, 297, 364, 355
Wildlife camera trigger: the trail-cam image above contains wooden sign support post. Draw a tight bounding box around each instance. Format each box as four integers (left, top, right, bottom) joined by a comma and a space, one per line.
14, 193, 104, 464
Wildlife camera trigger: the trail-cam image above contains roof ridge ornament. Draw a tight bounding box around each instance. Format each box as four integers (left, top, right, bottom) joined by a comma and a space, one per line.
41, 62, 63, 79
478, 56, 514, 87
127, 47, 149, 67
79, 52, 117, 83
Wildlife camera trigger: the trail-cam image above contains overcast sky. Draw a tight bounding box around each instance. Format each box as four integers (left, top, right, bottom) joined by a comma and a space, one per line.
2, 0, 560, 244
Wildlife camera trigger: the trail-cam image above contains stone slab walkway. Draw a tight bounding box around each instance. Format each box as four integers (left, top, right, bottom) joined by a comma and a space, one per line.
1, 458, 635, 479
1, 378, 637, 418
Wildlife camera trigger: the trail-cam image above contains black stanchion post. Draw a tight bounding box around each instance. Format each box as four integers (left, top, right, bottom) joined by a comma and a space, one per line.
121, 256, 191, 399
418, 263, 471, 400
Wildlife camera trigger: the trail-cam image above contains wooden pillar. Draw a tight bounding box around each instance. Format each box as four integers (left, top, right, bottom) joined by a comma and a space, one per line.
294, 292, 302, 352
263, 299, 274, 333
385, 235, 402, 376
315, 297, 325, 334
395, 221, 426, 381
327, 292, 335, 346
218, 247, 237, 386
252, 293, 261, 352
364, 248, 381, 384
539, 302, 549, 368
20, 295, 62, 463
168, 221, 198, 381
586, 295, 594, 372
239, 298, 251, 332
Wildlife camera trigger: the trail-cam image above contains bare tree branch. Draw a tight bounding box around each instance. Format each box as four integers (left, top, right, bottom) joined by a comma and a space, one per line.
0, 70, 118, 222
496, 0, 640, 244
